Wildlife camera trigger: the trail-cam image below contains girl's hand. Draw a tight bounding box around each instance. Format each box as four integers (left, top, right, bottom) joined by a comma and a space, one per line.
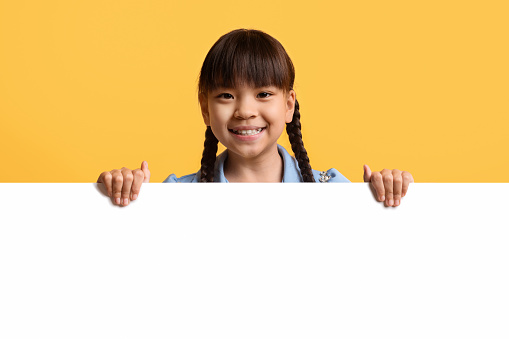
363, 165, 414, 207
97, 161, 150, 206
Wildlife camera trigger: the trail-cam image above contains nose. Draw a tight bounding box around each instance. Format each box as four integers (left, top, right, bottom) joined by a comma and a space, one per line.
233, 97, 258, 120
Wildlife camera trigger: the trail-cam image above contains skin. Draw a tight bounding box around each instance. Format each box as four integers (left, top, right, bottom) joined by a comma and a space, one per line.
363, 165, 414, 207
199, 83, 295, 183
97, 161, 150, 206
97, 83, 414, 206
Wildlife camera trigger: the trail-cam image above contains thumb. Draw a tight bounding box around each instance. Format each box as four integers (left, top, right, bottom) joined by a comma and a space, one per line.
363, 164, 371, 182
141, 161, 151, 183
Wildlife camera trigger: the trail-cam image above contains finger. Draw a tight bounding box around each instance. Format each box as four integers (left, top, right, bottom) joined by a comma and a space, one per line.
97, 171, 113, 197
370, 171, 385, 202
111, 169, 124, 205
363, 164, 371, 182
141, 161, 151, 183
401, 171, 414, 197
130, 169, 145, 201
381, 169, 394, 207
392, 169, 403, 207
120, 167, 134, 206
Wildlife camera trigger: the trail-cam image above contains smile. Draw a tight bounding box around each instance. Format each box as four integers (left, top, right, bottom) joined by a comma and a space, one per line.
228, 127, 265, 136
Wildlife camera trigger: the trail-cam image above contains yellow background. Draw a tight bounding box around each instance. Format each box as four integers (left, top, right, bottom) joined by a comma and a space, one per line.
1, 0, 507, 183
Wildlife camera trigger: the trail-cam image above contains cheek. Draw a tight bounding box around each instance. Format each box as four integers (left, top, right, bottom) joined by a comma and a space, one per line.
208, 108, 228, 126
266, 106, 289, 126
207, 108, 231, 140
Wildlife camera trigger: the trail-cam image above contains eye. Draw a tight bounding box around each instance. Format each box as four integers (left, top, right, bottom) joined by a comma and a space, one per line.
218, 93, 233, 99
257, 92, 271, 98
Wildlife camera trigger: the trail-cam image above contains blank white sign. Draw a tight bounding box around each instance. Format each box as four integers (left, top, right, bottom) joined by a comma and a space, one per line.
0, 183, 508, 339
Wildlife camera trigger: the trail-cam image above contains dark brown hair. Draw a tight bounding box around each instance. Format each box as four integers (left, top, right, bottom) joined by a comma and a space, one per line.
198, 28, 314, 182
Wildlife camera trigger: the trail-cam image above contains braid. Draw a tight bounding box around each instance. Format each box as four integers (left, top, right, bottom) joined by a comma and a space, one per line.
199, 126, 218, 182
286, 99, 315, 182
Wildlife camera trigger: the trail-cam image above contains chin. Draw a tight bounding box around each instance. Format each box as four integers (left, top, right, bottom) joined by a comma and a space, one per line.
230, 143, 276, 159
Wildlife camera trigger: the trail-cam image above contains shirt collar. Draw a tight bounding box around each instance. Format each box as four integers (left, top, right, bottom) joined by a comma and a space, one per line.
213, 144, 302, 183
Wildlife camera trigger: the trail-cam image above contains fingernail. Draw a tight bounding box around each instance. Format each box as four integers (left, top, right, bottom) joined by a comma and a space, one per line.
389, 199, 394, 206
395, 199, 400, 206
381, 195, 385, 201
123, 198, 128, 205
132, 194, 138, 200
115, 197, 120, 205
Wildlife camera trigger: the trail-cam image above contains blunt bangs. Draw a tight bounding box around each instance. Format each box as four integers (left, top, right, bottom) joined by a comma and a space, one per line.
198, 29, 295, 95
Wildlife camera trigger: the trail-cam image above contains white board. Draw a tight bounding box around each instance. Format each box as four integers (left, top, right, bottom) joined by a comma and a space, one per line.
1, 183, 508, 338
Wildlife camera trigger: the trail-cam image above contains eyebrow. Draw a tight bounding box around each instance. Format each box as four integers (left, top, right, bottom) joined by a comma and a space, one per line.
215, 86, 278, 91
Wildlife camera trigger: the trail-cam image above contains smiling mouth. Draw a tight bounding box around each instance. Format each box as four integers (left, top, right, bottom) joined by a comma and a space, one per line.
228, 127, 266, 136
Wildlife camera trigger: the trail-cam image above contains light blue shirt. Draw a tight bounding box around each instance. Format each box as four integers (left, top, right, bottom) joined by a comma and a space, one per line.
163, 144, 350, 183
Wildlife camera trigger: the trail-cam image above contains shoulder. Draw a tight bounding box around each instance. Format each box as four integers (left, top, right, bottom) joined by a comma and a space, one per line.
162, 149, 228, 183
277, 144, 350, 183
162, 172, 200, 183
311, 168, 351, 183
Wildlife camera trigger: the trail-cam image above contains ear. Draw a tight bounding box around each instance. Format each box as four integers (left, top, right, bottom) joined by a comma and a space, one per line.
199, 92, 210, 126
285, 89, 296, 124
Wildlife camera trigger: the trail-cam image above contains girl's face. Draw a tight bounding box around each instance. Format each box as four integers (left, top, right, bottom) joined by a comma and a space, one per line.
199, 83, 296, 160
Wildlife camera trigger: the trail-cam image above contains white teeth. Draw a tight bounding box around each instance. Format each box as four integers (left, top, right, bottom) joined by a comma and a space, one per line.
233, 128, 263, 135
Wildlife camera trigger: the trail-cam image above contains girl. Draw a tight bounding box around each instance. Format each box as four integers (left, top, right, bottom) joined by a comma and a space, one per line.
97, 28, 414, 207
